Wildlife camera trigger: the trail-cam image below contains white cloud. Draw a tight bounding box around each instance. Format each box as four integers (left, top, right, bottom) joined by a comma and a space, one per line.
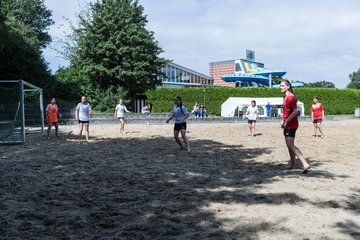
43, 0, 360, 87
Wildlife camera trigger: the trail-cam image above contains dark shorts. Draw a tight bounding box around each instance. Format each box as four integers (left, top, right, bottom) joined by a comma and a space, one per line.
248, 120, 256, 124
284, 128, 297, 138
118, 117, 124, 120
79, 120, 89, 124
313, 119, 322, 124
174, 122, 187, 131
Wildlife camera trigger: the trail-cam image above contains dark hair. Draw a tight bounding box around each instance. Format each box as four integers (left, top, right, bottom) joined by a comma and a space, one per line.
313, 96, 318, 100
251, 100, 256, 105
175, 96, 183, 113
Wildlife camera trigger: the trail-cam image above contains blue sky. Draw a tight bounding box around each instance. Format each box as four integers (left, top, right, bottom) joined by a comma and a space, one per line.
43, 0, 360, 88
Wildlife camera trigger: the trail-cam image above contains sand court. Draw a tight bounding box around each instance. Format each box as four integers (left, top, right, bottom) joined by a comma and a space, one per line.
1, 120, 360, 239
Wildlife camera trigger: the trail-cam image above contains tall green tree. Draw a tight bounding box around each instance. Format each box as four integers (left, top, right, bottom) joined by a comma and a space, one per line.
68, 0, 167, 101
0, 0, 53, 88
304, 81, 335, 88
1, 0, 53, 47
347, 68, 360, 89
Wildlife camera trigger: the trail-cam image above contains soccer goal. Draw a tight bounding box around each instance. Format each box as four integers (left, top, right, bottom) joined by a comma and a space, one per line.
0, 80, 44, 144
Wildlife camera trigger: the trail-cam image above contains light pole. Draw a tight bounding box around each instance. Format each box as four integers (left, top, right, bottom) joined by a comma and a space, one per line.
203, 89, 206, 107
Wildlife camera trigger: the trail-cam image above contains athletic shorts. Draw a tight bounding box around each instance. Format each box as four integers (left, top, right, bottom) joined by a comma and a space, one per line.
79, 120, 89, 124
248, 120, 256, 124
313, 119, 322, 124
118, 117, 124, 120
174, 122, 187, 131
284, 128, 297, 138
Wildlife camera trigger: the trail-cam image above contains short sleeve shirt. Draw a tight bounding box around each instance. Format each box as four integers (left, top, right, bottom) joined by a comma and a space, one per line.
116, 104, 127, 118
282, 93, 298, 129
310, 103, 323, 120
172, 105, 189, 123
247, 106, 258, 120
76, 102, 91, 121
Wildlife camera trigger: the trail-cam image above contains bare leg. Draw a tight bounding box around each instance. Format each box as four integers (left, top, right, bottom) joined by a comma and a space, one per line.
180, 129, 191, 152
287, 144, 296, 168
54, 123, 58, 137
120, 119, 125, 134
317, 123, 324, 137
285, 136, 310, 171
174, 130, 184, 149
248, 123, 252, 136
84, 123, 89, 142
79, 123, 84, 140
252, 123, 256, 136
47, 123, 51, 138
313, 124, 317, 137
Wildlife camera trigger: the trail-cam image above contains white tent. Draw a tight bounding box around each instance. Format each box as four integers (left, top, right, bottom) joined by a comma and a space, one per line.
221, 97, 305, 118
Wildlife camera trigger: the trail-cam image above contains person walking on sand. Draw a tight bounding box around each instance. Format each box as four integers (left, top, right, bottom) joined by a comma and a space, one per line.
115, 98, 131, 134
76, 96, 92, 142
166, 96, 191, 152
311, 96, 325, 138
46, 98, 59, 138
280, 80, 311, 173
243, 100, 258, 137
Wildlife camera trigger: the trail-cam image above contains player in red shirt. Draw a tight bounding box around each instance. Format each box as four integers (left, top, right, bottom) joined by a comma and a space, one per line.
280, 80, 311, 173
310, 96, 324, 138
46, 98, 59, 138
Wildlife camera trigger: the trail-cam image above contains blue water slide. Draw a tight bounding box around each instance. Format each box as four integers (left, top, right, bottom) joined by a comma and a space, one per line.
251, 68, 287, 77
221, 74, 270, 84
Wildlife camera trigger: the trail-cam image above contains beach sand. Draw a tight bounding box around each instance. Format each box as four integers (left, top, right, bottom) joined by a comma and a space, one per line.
1, 119, 360, 239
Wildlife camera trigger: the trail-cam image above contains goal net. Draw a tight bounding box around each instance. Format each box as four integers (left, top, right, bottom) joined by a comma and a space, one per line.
0, 80, 44, 144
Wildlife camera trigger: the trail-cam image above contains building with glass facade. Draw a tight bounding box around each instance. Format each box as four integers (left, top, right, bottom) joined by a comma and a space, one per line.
160, 62, 213, 88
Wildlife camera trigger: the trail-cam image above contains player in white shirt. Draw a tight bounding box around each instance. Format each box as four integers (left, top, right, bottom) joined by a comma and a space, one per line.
244, 100, 258, 137
166, 96, 191, 152
114, 99, 131, 134
76, 96, 92, 141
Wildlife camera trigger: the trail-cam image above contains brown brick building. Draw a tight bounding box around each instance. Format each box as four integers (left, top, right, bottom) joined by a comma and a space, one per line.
209, 60, 236, 87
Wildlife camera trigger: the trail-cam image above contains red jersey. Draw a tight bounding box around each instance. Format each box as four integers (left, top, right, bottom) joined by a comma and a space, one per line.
282, 93, 298, 129
310, 103, 323, 120
46, 104, 58, 123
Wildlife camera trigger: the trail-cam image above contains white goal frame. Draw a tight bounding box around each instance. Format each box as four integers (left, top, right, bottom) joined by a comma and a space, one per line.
0, 80, 44, 144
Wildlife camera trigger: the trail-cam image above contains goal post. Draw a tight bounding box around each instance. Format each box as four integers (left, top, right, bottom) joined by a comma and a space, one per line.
0, 80, 44, 144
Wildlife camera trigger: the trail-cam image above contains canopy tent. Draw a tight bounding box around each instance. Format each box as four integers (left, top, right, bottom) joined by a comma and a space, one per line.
221, 97, 305, 118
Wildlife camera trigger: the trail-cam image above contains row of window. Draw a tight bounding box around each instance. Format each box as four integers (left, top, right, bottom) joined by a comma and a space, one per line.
161, 65, 213, 85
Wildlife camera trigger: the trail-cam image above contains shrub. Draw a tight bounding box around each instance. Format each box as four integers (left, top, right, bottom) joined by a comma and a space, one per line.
145, 87, 360, 116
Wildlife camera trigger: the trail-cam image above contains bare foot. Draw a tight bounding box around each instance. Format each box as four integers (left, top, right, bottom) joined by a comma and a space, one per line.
302, 165, 311, 174
187, 147, 191, 152
288, 165, 296, 170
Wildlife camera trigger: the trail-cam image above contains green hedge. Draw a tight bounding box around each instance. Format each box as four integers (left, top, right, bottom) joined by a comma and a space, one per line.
145, 87, 360, 116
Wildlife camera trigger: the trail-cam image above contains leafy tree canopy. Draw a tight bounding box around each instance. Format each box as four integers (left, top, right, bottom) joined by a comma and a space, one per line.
304, 81, 335, 88
0, 0, 53, 89
347, 68, 360, 89
67, 0, 167, 101
1, 0, 54, 47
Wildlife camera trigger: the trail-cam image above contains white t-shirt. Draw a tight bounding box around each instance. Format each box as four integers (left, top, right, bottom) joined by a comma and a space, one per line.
172, 105, 189, 123
116, 104, 128, 118
76, 102, 91, 121
246, 106, 258, 120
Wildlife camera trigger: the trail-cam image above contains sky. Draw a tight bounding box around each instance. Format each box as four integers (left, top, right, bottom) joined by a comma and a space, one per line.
43, 0, 360, 88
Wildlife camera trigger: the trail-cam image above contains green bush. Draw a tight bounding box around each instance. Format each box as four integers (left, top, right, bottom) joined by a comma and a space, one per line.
146, 87, 360, 116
